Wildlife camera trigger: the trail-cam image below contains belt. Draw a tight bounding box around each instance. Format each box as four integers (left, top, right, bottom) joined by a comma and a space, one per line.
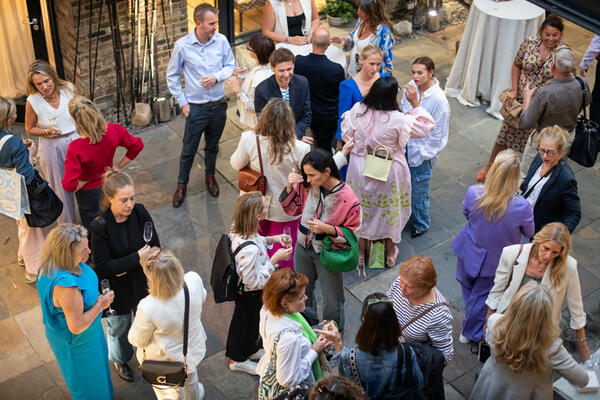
191, 98, 226, 107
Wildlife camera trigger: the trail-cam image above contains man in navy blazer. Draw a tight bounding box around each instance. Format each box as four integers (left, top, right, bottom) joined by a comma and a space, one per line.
521, 153, 581, 234
254, 48, 312, 140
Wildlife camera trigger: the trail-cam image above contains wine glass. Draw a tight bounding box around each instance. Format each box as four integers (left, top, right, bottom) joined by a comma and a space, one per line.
236, 59, 248, 80
283, 227, 292, 260
143, 221, 153, 245
302, 26, 310, 38
100, 279, 116, 316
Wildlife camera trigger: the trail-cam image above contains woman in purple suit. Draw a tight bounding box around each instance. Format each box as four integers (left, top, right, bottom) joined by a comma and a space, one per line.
452, 150, 534, 343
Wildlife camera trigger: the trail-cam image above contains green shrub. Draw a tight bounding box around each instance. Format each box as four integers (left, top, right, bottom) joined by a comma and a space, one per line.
321, 0, 356, 22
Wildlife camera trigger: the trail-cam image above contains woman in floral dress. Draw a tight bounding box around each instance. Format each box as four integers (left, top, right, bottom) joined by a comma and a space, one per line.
476, 14, 564, 181
341, 76, 433, 268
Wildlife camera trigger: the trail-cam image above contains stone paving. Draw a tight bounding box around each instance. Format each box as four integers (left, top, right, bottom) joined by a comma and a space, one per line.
0, 20, 598, 400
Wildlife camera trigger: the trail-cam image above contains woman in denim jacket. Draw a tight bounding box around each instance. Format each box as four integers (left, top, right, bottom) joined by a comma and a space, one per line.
316, 293, 423, 399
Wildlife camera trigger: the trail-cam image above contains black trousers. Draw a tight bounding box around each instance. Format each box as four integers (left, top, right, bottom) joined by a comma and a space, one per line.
590, 62, 600, 125
75, 187, 102, 229
225, 289, 263, 362
310, 116, 338, 154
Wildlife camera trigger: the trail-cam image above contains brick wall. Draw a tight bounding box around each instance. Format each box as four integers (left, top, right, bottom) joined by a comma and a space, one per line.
55, 0, 189, 121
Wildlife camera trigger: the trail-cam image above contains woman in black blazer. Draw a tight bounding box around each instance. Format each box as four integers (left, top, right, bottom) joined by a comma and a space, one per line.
520, 126, 581, 234
89, 170, 159, 382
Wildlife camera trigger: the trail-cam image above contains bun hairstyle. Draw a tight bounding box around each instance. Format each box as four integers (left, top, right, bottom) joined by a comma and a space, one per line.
360, 44, 383, 60
68, 96, 107, 144
538, 125, 569, 156
100, 169, 134, 211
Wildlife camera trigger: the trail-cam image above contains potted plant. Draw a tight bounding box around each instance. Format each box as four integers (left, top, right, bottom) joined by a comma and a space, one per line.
321, 0, 356, 26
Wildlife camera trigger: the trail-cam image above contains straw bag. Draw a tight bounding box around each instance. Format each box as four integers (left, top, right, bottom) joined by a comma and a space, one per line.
238, 133, 267, 195
362, 145, 392, 182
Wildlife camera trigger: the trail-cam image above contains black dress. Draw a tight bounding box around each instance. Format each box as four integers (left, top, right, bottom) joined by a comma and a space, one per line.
287, 14, 305, 37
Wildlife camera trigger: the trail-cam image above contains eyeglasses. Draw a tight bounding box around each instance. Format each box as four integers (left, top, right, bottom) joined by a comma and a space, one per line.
538, 148, 557, 157
366, 297, 393, 311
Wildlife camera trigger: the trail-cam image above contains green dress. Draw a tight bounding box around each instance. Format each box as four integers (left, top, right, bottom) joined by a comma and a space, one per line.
37, 263, 113, 399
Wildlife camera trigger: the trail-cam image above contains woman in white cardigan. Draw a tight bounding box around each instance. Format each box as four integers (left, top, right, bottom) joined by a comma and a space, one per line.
262, 0, 319, 45
230, 99, 351, 269
485, 222, 590, 361
128, 248, 208, 400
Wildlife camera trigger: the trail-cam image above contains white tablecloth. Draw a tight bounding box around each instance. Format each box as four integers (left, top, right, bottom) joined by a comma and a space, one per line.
276, 43, 347, 74
444, 0, 544, 119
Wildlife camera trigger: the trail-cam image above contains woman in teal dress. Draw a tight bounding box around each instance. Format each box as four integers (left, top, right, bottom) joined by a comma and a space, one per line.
37, 224, 114, 399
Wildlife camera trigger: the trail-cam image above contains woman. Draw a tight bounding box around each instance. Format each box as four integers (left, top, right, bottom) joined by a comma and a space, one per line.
400, 57, 451, 238
520, 126, 580, 233
331, 0, 394, 75
0, 97, 49, 283
25, 59, 79, 224
452, 150, 535, 343
36, 224, 114, 399
89, 170, 160, 382
308, 376, 367, 400
317, 293, 424, 400
471, 282, 588, 399
477, 14, 564, 181
257, 268, 332, 400
485, 222, 590, 361
280, 149, 361, 330
262, 0, 319, 45
62, 96, 144, 228
230, 99, 352, 269
228, 35, 275, 128
342, 76, 434, 268
387, 256, 453, 399
227, 192, 292, 374
129, 248, 208, 400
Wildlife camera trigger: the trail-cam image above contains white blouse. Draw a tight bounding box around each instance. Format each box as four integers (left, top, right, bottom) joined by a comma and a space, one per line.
237, 64, 273, 128
230, 232, 275, 291
27, 87, 77, 135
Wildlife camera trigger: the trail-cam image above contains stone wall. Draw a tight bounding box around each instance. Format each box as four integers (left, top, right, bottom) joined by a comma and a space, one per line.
55, 0, 189, 120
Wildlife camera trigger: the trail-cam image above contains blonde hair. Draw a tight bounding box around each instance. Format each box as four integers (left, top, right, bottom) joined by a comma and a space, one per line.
26, 59, 71, 96
360, 45, 383, 61
68, 96, 107, 144
101, 169, 134, 211
141, 247, 185, 300
531, 222, 571, 287
41, 224, 88, 276
476, 150, 521, 220
231, 192, 263, 238
493, 281, 559, 373
0, 97, 17, 130
255, 99, 295, 165
538, 125, 569, 156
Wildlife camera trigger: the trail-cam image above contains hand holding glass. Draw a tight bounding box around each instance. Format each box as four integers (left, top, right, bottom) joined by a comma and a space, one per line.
283, 227, 292, 260
100, 279, 116, 316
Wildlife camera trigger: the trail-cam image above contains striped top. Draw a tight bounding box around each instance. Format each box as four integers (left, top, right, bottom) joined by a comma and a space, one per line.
280, 87, 290, 101
387, 277, 454, 361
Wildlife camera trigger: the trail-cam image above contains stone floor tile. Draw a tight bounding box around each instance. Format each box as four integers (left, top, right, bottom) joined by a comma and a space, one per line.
444, 383, 466, 400
14, 306, 54, 363
347, 265, 398, 303
0, 364, 64, 400
448, 368, 478, 400
215, 136, 243, 182
181, 183, 240, 236
149, 202, 207, 251
0, 317, 44, 383
134, 125, 183, 169
198, 350, 259, 400
0, 296, 10, 321
202, 289, 235, 346
124, 164, 173, 211
0, 264, 40, 316
0, 218, 18, 268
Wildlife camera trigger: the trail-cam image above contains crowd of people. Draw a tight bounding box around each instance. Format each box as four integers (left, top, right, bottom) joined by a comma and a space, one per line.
1, 2, 599, 399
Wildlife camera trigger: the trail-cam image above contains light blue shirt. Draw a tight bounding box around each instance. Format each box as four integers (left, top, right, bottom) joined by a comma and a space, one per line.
166, 30, 235, 107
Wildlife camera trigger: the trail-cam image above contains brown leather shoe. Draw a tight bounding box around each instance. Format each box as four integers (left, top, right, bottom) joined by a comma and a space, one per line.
172, 184, 187, 208
206, 174, 219, 198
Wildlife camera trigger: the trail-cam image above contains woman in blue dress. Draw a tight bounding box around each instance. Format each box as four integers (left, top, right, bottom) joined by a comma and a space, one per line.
335, 45, 389, 179
37, 223, 114, 399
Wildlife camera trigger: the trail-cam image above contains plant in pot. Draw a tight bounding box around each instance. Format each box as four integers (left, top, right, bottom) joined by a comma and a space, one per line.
321, 0, 356, 26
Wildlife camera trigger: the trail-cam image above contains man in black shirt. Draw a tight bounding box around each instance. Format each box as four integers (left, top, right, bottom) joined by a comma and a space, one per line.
294, 27, 345, 153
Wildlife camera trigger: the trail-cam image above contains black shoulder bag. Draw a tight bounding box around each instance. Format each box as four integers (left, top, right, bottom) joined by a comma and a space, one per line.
569, 77, 599, 167
140, 282, 190, 387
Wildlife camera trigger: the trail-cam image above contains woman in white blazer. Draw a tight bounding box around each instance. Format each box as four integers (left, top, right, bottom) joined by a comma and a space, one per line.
129, 248, 208, 400
485, 222, 589, 361
230, 99, 351, 269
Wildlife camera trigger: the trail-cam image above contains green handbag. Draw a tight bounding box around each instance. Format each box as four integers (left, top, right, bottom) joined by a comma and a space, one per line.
320, 227, 359, 273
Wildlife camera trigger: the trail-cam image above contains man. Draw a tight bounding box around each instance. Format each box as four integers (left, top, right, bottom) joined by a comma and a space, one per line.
294, 28, 345, 153
166, 3, 234, 206
520, 46, 590, 177
254, 48, 311, 140
580, 34, 600, 125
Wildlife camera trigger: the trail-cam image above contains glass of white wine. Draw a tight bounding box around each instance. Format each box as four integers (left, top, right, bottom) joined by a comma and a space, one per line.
283, 226, 292, 260
100, 279, 116, 316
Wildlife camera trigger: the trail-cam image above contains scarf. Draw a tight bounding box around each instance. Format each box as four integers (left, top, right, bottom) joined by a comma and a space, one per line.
284, 312, 322, 380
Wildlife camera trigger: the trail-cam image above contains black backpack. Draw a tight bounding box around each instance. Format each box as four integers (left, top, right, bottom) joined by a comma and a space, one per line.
382, 343, 426, 400
210, 234, 255, 303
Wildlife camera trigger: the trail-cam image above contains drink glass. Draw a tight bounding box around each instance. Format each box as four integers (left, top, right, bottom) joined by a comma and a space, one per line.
143, 221, 153, 245
236, 59, 248, 80
100, 279, 116, 316
283, 226, 292, 260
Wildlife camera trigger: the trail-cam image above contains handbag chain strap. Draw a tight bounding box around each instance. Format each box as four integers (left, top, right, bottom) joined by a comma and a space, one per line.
255, 133, 265, 177
348, 348, 362, 385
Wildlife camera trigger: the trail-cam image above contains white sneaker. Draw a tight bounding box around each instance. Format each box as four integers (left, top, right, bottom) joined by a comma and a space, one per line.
198, 382, 205, 400
459, 333, 470, 344
249, 349, 265, 361
229, 359, 258, 375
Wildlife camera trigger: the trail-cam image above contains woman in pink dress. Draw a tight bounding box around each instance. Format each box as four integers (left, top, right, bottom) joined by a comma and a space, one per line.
341, 76, 434, 268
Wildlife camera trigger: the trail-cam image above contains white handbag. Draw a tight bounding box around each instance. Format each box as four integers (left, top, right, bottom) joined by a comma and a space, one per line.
0, 134, 30, 220
362, 145, 392, 182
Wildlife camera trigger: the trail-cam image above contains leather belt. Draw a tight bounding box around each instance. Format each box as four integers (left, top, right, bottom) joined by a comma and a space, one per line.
191, 98, 226, 107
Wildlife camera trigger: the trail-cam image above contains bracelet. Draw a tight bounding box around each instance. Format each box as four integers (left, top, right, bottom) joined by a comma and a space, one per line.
285, 36, 290, 43
44, 128, 48, 136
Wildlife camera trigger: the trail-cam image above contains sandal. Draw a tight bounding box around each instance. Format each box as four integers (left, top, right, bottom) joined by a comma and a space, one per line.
385, 246, 399, 268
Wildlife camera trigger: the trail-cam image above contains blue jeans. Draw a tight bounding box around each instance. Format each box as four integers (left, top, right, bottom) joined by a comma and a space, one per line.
177, 102, 227, 184
106, 313, 134, 364
409, 160, 432, 232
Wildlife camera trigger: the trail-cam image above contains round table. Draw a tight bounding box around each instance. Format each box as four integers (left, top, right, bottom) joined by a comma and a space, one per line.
276, 43, 347, 74
444, 0, 544, 120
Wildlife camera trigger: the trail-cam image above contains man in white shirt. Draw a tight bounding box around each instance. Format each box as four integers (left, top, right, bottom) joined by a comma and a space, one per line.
580, 34, 600, 124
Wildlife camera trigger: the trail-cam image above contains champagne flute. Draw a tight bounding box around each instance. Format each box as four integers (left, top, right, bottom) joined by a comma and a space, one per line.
143, 221, 153, 245
283, 227, 292, 260
236, 59, 248, 80
100, 279, 116, 316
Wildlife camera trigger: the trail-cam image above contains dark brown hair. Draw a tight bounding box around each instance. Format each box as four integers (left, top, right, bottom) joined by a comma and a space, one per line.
269, 48, 295, 67
255, 99, 296, 165
539, 14, 564, 35
358, 0, 394, 33
355, 292, 401, 356
412, 56, 435, 75
262, 269, 309, 316
249, 34, 276, 65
